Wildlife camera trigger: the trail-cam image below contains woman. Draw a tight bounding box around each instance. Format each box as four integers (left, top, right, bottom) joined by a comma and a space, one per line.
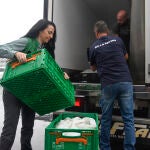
0, 19, 69, 150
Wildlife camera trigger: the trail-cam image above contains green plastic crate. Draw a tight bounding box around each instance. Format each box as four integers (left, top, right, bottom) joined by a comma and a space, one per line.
73, 83, 101, 91
45, 112, 99, 150
0, 49, 75, 115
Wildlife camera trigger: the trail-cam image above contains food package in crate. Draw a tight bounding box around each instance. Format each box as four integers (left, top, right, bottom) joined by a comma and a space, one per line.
0, 49, 75, 115
56, 117, 97, 130
45, 112, 99, 150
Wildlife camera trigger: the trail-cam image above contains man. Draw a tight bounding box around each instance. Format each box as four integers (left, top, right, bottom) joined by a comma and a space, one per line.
89, 20, 135, 150
112, 10, 130, 55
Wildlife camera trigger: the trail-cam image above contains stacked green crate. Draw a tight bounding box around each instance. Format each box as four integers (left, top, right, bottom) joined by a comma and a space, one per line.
45, 112, 99, 150
73, 83, 101, 91
0, 49, 75, 115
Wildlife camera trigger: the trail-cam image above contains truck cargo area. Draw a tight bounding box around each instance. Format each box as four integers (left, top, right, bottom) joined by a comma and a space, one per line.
52, 0, 145, 83
52, 0, 131, 72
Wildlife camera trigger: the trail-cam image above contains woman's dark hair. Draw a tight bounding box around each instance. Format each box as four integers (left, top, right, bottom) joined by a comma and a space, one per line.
24, 19, 56, 58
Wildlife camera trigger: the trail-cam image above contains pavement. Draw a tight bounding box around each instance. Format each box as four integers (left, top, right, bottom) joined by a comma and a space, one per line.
0, 86, 50, 150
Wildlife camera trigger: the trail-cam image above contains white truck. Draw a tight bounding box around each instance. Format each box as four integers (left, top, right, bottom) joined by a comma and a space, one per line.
0, 0, 149, 149
45, 0, 150, 149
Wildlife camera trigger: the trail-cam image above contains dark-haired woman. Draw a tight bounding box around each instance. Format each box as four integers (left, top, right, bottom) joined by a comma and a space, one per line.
0, 19, 69, 150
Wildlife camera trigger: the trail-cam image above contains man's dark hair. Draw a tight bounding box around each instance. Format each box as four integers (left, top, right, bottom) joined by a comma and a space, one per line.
24, 19, 57, 58
94, 20, 109, 34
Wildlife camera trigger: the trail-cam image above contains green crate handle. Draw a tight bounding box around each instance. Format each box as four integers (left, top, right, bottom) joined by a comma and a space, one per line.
56, 137, 87, 145
11, 53, 40, 69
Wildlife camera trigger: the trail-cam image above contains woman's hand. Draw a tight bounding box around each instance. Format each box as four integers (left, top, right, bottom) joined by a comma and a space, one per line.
15, 52, 27, 63
64, 72, 70, 80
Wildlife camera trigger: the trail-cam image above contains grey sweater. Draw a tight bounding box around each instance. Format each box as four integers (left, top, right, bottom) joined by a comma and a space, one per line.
0, 38, 30, 59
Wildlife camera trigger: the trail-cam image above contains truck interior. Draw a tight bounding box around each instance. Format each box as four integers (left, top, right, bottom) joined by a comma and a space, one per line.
52, 0, 145, 84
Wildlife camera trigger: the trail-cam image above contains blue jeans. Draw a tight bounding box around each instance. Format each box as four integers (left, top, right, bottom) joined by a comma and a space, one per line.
100, 82, 136, 150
